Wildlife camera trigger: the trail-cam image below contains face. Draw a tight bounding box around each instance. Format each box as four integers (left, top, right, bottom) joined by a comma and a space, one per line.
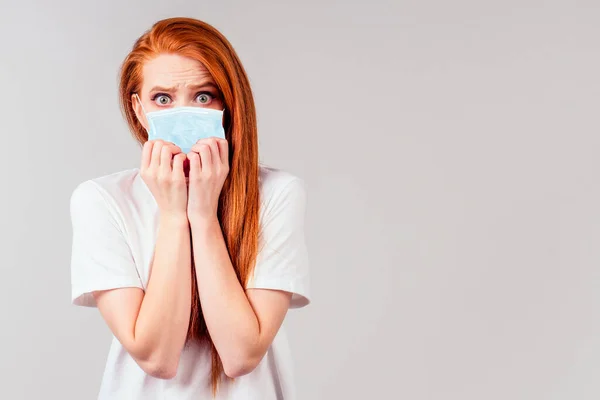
132, 53, 224, 131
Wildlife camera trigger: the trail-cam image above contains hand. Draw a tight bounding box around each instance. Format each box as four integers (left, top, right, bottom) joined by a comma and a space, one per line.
140, 140, 188, 221
186, 137, 230, 222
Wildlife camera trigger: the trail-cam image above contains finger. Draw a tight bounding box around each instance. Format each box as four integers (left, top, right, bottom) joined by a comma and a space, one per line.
217, 139, 228, 166
207, 139, 220, 165
172, 153, 186, 182
198, 144, 212, 173
167, 142, 182, 154
151, 140, 164, 169
160, 144, 176, 174
187, 152, 201, 180
141, 140, 154, 171
190, 138, 209, 153
192, 139, 220, 165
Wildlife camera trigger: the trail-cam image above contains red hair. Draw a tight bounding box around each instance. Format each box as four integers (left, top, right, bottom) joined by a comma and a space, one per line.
118, 17, 259, 396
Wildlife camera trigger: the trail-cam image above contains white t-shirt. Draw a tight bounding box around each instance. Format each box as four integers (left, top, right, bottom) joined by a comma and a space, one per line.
69, 165, 310, 400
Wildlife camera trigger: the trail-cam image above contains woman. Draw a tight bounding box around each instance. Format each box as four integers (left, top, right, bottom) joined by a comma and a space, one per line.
69, 17, 310, 400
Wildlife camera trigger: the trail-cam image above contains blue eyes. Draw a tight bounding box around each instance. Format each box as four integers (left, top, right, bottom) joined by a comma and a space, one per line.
151, 92, 215, 106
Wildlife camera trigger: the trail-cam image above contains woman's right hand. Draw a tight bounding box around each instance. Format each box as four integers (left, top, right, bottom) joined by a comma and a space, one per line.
140, 140, 188, 220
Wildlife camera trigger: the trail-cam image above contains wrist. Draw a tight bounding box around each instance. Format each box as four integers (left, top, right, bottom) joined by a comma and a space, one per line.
159, 212, 189, 228
188, 213, 220, 230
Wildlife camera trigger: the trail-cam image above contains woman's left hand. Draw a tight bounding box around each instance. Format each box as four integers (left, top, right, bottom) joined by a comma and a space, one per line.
186, 137, 230, 223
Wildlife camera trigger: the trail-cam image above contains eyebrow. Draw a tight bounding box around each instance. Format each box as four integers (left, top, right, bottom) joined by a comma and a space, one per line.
149, 82, 218, 92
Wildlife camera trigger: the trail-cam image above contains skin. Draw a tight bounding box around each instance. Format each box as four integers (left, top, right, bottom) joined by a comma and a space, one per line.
92, 54, 292, 380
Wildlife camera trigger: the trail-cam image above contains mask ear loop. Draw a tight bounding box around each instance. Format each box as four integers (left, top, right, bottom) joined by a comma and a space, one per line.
134, 93, 152, 135
134, 93, 148, 115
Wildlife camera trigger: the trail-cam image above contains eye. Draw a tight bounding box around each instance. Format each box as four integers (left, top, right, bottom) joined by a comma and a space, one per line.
151, 93, 171, 106
196, 92, 214, 105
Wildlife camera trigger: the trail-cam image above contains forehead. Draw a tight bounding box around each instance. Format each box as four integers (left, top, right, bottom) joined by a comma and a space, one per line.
142, 53, 213, 87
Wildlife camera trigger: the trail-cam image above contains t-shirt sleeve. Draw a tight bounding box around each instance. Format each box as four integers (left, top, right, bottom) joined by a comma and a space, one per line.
69, 180, 143, 307
246, 177, 311, 309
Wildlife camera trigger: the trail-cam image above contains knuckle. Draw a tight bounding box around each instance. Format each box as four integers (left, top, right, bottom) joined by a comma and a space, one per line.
156, 173, 169, 183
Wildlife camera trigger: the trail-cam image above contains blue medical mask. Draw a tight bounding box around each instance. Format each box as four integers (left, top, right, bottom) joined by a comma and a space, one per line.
134, 93, 226, 154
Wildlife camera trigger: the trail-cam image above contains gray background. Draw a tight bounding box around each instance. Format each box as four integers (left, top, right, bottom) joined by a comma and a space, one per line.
0, 0, 599, 399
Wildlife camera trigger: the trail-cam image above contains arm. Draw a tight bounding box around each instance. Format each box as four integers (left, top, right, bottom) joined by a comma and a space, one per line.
185, 138, 293, 378
88, 140, 192, 379
189, 217, 292, 378
93, 214, 191, 379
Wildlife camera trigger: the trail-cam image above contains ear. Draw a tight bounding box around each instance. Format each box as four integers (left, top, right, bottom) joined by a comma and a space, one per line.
131, 93, 149, 131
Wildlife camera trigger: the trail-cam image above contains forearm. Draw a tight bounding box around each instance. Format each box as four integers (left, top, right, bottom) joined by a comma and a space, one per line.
134, 215, 192, 369
190, 217, 260, 372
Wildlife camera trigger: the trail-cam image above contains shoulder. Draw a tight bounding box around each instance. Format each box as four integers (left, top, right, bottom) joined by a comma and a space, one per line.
258, 164, 307, 220
259, 164, 306, 200
70, 168, 145, 218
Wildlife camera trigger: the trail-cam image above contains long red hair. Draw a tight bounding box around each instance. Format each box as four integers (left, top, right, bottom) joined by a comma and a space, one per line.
117, 17, 260, 396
